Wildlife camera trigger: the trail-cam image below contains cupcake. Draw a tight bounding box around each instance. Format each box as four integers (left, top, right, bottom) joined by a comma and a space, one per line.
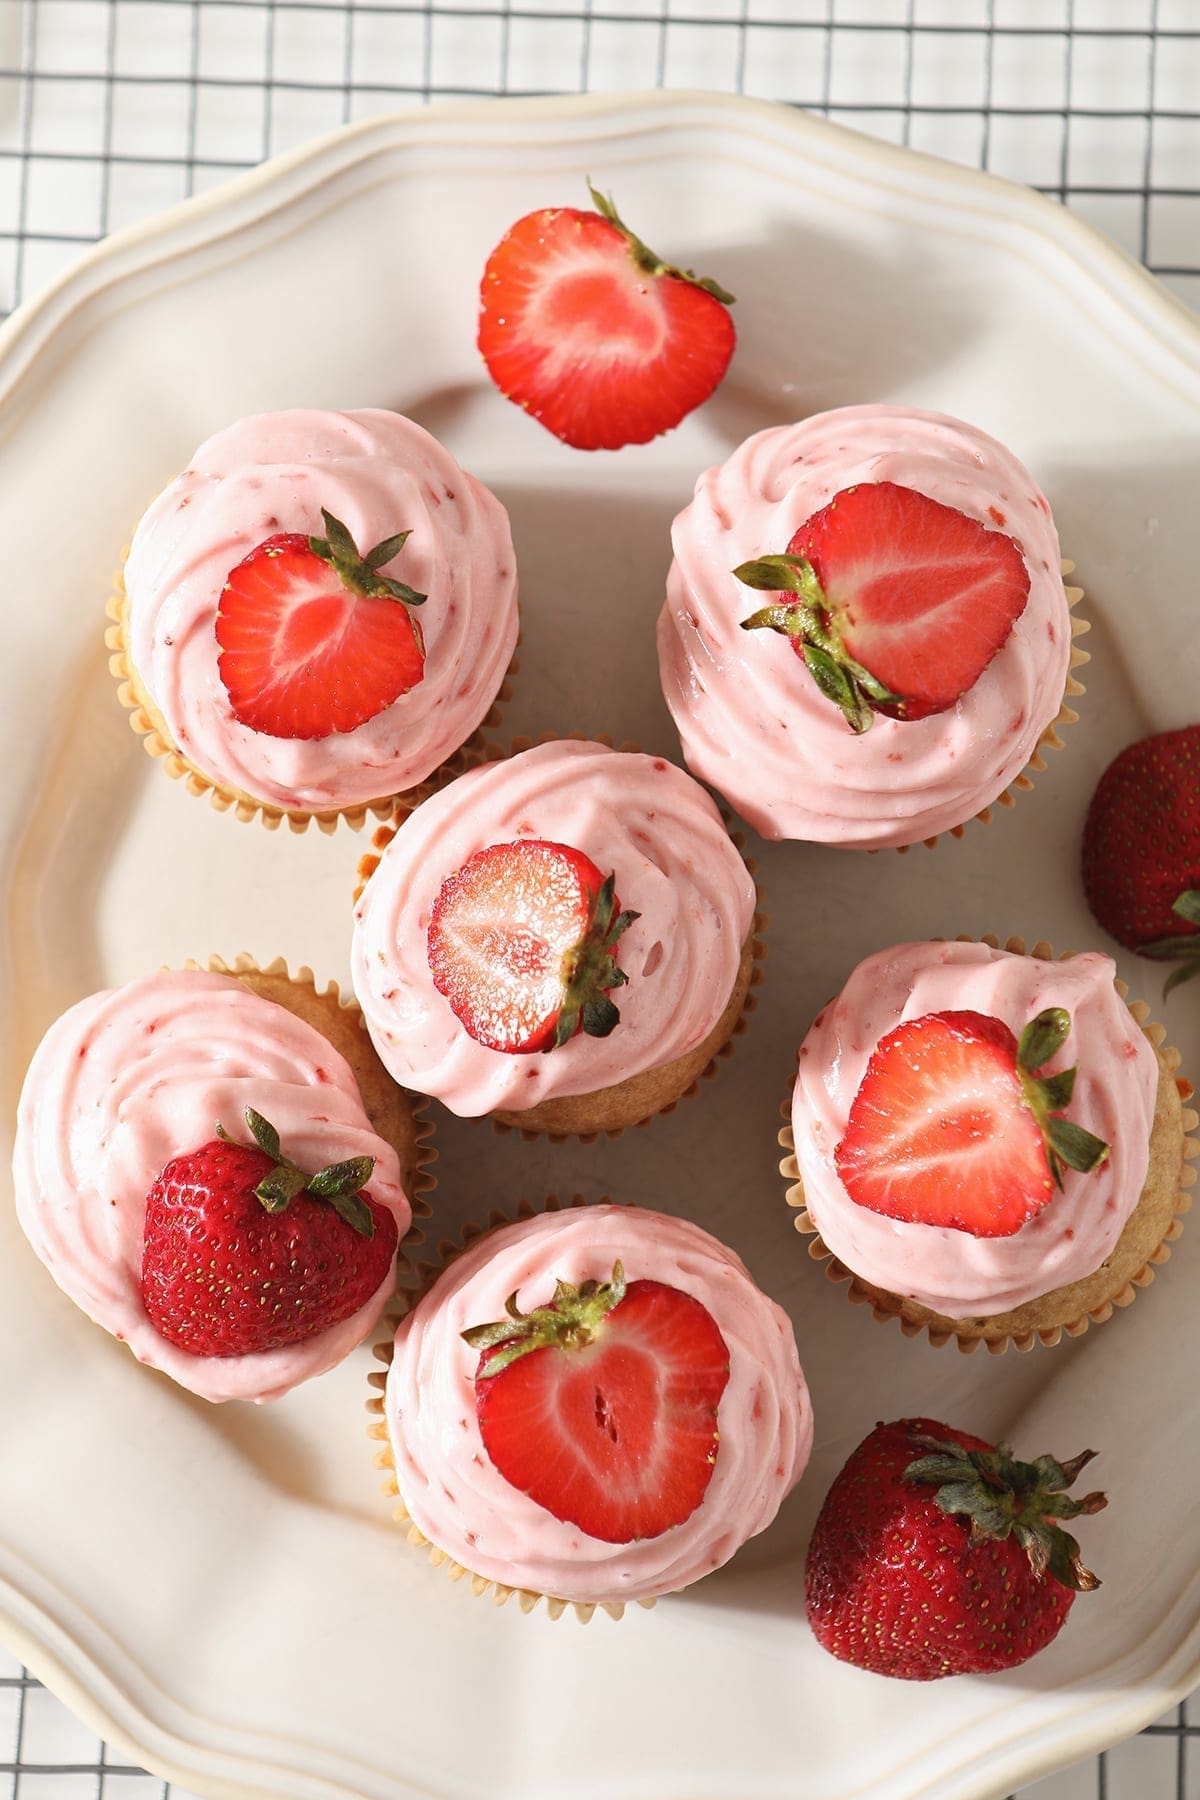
351, 738, 762, 1137
107, 408, 519, 831
658, 405, 1088, 849
783, 937, 1197, 1351
13, 957, 432, 1401
368, 1203, 813, 1615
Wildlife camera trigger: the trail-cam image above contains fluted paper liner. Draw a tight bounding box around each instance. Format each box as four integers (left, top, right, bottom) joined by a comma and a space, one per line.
355, 734, 767, 1142
107, 568, 515, 834
778, 934, 1198, 1353
365, 1195, 658, 1622
189, 952, 437, 1237
893, 563, 1090, 853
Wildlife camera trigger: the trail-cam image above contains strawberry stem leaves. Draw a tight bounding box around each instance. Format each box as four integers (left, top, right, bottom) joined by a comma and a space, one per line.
1015, 1007, 1110, 1189
216, 1107, 378, 1236
904, 1432, 1107, 1592
549, 871, 641, 1052
463, 1259, 627, 1378
309, 508, 427, 608
735, 551, 903, 734
586, 181, 735, 306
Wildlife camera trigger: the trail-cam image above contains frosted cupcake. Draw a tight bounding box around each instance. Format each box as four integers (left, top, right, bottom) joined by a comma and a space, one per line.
369, 1204, 813, 1616
783, 938, 1196, 1351
108, 409, 519, 830
13, 959, 429, 1401
658, 406, 1088, 849
351, 739, 761, 1137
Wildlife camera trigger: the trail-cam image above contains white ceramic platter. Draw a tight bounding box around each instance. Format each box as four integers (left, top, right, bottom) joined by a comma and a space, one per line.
2, 90, 1200, 1800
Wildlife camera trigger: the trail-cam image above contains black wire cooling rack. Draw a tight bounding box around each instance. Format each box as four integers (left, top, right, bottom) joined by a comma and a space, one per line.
1, 1, 1198, 1795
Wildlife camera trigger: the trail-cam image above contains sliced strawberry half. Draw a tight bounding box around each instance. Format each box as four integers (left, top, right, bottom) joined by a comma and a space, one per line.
216, 508, 426, 739
735, 481, 1031, 733
427, 839, 639, 1055
834, 1007, 1110, 1238
465, 1262, 730, 1543
477, 183, 736, 451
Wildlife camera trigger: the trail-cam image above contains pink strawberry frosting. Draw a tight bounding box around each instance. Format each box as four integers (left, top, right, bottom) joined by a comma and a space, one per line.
385, 1205, 812, 1604
790, 941, 1160, 1317
658, 406, 1071, 848
123, 408, 518, 809
12, 969, 411, 1403
351, 740, 756, 1114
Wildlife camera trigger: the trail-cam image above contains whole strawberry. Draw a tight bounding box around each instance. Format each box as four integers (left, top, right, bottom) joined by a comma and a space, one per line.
1082, 726, 1200, 994
141, 1107, 398, 1356
478, 182, 736, 451
805, 1417, 1106, 1680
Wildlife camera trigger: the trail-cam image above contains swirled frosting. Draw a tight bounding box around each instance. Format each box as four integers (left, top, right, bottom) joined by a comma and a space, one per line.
351, 740, 756, 1114
385, 1205, 812, 1603
658, 406, 1071, 848
790, 941, 1159, 1317
12, 970, 411, 1403
124, 409, 519, 809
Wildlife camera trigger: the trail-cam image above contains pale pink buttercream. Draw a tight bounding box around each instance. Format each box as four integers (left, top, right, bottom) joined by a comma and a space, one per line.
12, 970, 411, 1403
790, 941, 1159, 1317
658, 406, 1071, 848
351, 740, 756, 1115
124, 409, 519, 809
386, 1206, 812, 1604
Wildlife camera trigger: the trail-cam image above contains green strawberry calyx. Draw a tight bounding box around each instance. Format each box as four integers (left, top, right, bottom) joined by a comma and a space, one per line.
1015, 1007, 1111, 1191
733, 550, 902, 735
462, 1260, 627, 1378
587, 182, 735, 306
1139, 889, 1200, 997
216, 1106, 377, 1237
308, 508, 427, 609
904, 1431, 1108, 1591
550, 872, 640, 1052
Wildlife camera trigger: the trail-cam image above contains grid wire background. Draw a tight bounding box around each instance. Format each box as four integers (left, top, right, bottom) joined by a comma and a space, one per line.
1, 0, 1198, 1795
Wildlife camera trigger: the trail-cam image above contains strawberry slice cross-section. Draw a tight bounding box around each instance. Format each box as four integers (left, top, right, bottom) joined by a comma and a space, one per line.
834, 1007, 1110, 1238
464, 1261, 731, 1543
216, 507, 426, 740
734, 480, 1032, 733
477, 182, 736, 451
427, 838, 639, 1055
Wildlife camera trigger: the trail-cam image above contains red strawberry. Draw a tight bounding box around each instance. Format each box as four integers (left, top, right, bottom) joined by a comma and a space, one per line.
805, 1417, 1107, 1680
834, 1007, 1109, 1237
427, 839, 639, 1055
1082, 726, 1200, 994
735, 481, 1031, 732
463, 1261, 730, 1543
216, 508, 426, 739
141, 1107, 398, 1356
477, 183, 736, 451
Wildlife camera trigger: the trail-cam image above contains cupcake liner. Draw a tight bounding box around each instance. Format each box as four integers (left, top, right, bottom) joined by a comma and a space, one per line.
355, 732, 767, 1143
892, 564, 1090, 853
106, 569, 516, 835
192, 951, 437, 1240
777, 933, 1198, 1353
364, 1195, 657, 1622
